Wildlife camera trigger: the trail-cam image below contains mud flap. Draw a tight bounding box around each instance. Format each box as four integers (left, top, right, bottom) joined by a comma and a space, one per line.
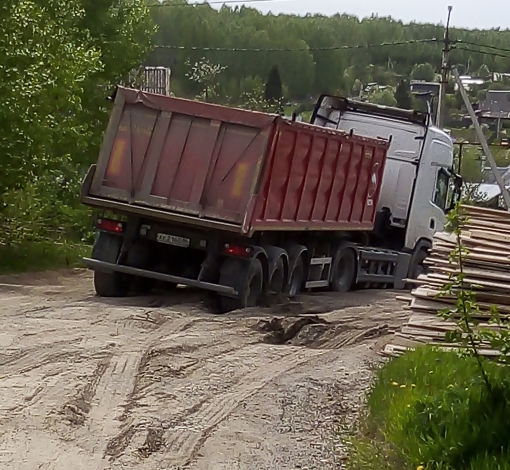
218, 257, 253, 298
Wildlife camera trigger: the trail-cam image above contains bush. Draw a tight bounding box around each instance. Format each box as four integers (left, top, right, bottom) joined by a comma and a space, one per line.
0, 241, 90, 274
349, 347, 510, 470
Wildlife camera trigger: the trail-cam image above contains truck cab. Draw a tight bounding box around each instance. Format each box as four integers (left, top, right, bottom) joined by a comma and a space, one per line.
310, 95, 457, 276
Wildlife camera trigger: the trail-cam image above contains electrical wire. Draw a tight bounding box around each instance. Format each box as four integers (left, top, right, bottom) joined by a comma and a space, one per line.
456, 39, 510, 55
454, 46, 510, 59
153, 37, 440, 52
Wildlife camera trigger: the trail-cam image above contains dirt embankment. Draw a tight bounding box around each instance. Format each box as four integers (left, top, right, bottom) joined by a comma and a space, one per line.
0, 270, 407, 470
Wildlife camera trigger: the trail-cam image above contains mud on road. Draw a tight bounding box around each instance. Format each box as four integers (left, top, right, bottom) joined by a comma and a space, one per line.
0, 269, 407, 470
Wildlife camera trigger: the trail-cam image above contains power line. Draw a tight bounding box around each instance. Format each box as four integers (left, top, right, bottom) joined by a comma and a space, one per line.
153, 38, 440, 52
456, 39, 510, 55
454, 46, 510, 59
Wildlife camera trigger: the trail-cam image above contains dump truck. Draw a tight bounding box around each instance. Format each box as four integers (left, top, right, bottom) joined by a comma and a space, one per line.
80, 87, 458, 311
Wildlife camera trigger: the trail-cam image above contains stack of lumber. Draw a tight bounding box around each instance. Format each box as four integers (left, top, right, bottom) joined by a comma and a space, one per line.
383, 204, 510, 358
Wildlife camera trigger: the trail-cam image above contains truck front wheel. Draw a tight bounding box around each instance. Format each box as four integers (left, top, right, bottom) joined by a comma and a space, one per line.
218, 258, 264, 312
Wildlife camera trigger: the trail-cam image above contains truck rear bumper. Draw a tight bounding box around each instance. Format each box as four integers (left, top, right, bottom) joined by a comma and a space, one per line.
82, 258, 238, 297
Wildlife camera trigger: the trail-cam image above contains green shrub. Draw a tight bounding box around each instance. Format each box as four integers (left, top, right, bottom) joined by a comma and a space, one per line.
349, 347, 510, 470
0, 240, 90, 274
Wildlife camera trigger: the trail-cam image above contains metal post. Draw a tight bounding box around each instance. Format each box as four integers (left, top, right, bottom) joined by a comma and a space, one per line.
436, 6, 453, 129
453, 68, 510, 210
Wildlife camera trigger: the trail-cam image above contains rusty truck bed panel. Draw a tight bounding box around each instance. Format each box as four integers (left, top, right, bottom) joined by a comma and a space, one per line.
86, 87, 389, 234
89, 87, 275, 226
251, 119, 386, 231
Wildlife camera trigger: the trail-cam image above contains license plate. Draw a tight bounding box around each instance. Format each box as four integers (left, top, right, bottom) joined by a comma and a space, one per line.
156, 233, 190, 248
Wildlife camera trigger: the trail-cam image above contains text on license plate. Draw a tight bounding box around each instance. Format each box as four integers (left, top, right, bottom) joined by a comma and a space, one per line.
156, 233, 190, 248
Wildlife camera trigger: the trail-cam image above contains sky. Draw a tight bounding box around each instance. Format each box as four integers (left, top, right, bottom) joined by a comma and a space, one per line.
223, 0, 509, 30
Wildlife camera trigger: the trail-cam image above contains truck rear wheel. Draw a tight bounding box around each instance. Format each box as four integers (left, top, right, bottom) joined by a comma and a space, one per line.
94, 270, 130, 297
285, 257, 305, 298
330, 247, 356, 293
218, 258, 264, 312
268, 257, 286, 294
91, 232, 131, 297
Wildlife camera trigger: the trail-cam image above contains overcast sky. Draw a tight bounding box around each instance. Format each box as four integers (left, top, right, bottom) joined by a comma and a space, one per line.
228, 0, 509, 30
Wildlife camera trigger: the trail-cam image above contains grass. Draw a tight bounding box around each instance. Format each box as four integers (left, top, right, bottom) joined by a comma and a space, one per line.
348, 347, 510, 470
0, 240, 91, 274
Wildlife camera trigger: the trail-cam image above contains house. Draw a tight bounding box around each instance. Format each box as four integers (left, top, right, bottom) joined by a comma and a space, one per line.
463, 182, 509, 209
409, 81, 440, 96
478, 90, 510, 119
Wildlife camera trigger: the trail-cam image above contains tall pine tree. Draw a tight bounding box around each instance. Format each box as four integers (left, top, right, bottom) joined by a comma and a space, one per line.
264, 65, 283, 103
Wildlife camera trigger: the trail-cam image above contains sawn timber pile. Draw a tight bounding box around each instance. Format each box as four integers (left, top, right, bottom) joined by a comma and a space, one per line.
383, 204, 510, 358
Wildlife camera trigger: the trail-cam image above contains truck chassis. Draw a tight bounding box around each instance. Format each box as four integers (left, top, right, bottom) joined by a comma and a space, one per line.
83, 209, 412, 312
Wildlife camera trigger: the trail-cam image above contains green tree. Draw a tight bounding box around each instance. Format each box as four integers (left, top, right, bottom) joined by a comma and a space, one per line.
0, 0, 154, 249
264, 65, 283, 102
410, 62, 436, 82
369, 88, 397, 107
0, 0, 102, 197
394, 78, 412, 109
185, 57, 227, 102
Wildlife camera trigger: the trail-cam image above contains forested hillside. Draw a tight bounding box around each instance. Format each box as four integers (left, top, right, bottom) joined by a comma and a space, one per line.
3, 0, 510, 269
146, 1, 510, 101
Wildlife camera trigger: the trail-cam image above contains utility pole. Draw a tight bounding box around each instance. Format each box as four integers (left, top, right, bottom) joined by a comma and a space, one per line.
453, 68, 510, 211
436, 5, 453, 129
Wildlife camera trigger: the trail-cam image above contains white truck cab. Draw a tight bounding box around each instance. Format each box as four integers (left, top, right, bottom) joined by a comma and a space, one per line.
310, 95, 459, 277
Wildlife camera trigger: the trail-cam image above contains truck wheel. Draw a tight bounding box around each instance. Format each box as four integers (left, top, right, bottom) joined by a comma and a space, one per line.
92, 232, 131, 297
269, 257, 286, 294
285, 257, 305, 298
330, 248, 356, 293
409, 249, 428, 280
94, 270, 130, 297
126, 243, 155, 295
218, 258, 264, 312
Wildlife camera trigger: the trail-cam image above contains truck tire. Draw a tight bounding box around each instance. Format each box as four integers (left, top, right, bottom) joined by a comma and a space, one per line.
92, 232, 130, 297
126, 243, 155, 295
408, 249, 428, 280
268, 257, 286, 294
330, 247, 356, 293
218, 258, 264, 312
94, 271, 130, 298
285, 257, 305, 297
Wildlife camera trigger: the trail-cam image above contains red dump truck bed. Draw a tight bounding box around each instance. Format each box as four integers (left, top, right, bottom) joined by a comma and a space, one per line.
81, 87, 389, 235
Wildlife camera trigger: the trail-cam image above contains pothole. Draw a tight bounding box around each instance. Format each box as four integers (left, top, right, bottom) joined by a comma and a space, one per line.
256, 317, 389, 349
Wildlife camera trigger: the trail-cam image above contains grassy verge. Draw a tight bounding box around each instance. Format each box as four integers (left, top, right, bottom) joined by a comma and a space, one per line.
348, 347, 510, 470
0, 240, 91, 274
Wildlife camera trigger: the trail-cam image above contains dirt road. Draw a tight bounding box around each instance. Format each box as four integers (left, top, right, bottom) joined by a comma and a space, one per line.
0, 269, 407, 470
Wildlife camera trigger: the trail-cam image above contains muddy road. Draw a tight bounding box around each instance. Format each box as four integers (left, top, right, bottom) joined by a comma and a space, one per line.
0, 269, 407, 470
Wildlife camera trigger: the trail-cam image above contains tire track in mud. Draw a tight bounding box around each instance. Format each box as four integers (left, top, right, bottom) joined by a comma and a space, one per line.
105, 318, 390, 467
0, 339, 85, 377
63, 316, 208, 464
161, 348, 328, 468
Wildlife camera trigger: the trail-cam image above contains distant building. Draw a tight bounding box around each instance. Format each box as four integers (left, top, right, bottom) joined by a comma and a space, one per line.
454, 75, 488, 92
410, 81, 440, 97
142, 67, 172, 96
479, 90, 510, 119
482, 164, 510, 185
125, 66, 172, 96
